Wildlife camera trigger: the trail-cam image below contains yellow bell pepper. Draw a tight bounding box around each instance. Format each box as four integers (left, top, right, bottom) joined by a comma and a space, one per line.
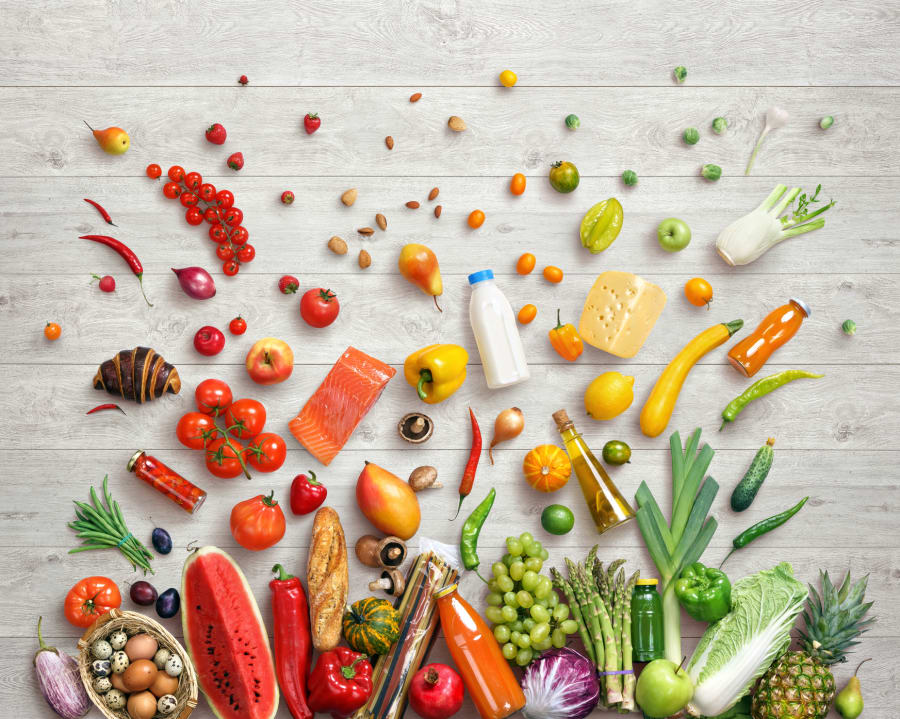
403, 344, 468, 404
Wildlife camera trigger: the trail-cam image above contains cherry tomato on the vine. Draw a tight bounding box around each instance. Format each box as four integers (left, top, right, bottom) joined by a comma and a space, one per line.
223, 207, 243, 226
237, 244, 255, 263
216, 244, 235, 261
205, 437, 245, 478
198, 183, 217, 202
223, 260, 240, 276
167, 165, 185, 182
184, 171, 202, 190
163, 182, 182, 199
195, 378, 233, 416
203, 206, 220, 224
209, 223, 228, 244
229, 316, 247, 335
185, 206, 204, 225
225, 398, 267, 439
146, 163, 162, 179
176, 411, 219, 450
246, 432, 287, 473
215, 189, 234, 209
180, 192, 198, 208
231, 226, 249, 245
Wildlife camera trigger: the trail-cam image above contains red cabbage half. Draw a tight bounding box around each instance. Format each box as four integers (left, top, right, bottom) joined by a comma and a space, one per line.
521, 647, 600, 719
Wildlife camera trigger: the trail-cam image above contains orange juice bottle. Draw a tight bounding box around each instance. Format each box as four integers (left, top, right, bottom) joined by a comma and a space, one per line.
435, 584, 525, 719
728, 298, 810, 377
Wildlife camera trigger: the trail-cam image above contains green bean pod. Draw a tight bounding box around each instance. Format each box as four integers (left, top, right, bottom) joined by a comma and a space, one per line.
720, 370, 823, 429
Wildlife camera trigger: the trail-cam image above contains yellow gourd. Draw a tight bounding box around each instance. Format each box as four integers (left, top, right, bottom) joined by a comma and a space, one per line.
640, 320, 744, 437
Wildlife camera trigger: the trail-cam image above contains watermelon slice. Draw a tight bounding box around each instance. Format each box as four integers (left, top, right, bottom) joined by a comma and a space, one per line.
182, 546, 279, 719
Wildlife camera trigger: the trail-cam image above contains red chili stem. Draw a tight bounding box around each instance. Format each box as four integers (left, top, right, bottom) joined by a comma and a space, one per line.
452, 407, 481, 520
83, 198, 116, 226
86, 403, 126, 415
79, 235, 152, 307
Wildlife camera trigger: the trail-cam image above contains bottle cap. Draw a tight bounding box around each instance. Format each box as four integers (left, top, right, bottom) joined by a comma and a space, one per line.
636, 578, 658, 586
433, 583, 459, 599
552, 409, 574, 431
468, 269, 494, 285
789, 298, 811, 317
127, 450, 145, 472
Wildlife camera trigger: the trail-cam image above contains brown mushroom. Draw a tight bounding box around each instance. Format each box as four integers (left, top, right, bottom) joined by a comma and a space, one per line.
408, 465, 441, 491
355, 534, 382, 568
368, 568, 406, 597
398, 412, 434, 443
355, 534, 408, 569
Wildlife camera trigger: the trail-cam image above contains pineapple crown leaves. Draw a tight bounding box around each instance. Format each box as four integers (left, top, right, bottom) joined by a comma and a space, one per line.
798, 569, 876, 665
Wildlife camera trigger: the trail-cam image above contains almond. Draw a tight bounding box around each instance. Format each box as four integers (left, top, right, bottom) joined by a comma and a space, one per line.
375, 213, 387, 231
409, 92, 422, 103
406, 201, 420, 209
448, 115, 466, 132
385, 136, 394, 150
327, 236, 348, 255
434, 204, 442, 218
341, 189, 357, 206
357, 227, 375, 236
428, 187, 439, 201
358, 249, 372, 269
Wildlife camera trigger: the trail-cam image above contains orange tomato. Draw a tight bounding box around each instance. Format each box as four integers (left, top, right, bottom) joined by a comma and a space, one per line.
518, 304, 537, 324
543, 266, 564, 283
230, 491, 286, 551
685, 277, 714, 308
64, 576, 121, 627
516, 253, 536, 275
509, 173, 527, 195
499, 69, 518, 87
44, 322, 61, 341
468, 210, 485, 229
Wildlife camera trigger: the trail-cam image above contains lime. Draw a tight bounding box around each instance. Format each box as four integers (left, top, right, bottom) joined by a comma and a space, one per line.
541, 504, 575, 535
602, 440, 632, 465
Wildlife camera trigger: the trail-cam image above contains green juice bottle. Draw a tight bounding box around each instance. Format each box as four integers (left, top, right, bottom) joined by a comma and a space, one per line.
631, 578, 664, 662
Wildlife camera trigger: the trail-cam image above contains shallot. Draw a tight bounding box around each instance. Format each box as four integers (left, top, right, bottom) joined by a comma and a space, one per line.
171, 266, 216, 300
489, 407, 525, 463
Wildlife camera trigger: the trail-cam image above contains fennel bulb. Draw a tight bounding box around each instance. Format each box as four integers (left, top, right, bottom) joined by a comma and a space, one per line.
716, 183, 835, 266
746, 106, 789, 175
685, 563, 808, 717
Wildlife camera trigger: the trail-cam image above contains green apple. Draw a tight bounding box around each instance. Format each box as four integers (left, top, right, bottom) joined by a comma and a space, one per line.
635, 659, 693, 718
657, 217, 692, 252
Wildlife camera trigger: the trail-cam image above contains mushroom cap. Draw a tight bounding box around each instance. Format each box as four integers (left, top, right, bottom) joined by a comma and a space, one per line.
398, 412, 434, 443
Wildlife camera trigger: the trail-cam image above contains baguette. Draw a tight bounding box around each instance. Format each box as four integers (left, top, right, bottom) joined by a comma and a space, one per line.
307, 506, 349, 651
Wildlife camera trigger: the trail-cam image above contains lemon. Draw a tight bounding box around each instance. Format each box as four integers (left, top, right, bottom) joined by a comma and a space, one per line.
584, 371, 635, 420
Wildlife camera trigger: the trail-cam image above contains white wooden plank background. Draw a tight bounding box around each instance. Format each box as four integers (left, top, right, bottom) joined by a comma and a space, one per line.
1, 2, 897, 718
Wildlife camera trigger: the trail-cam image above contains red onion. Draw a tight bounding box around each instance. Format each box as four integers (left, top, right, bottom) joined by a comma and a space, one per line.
33, 617, 90, 719
172, 266, 216, 299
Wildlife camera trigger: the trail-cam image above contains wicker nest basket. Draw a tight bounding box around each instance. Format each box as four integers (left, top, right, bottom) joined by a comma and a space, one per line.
77, 609, 198, 719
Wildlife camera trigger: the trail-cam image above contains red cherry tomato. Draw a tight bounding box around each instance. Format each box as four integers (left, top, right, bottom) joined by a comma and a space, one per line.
203, 206, 220, 224
246, 432, 287, 473
184, 171, 202, 190
193, 325, 226, 356
215, 189, 234, 209
180, 192, 198, 207
223, 260, 239, 276
198, 183, 217, 202
225, 398, 267, 439
223, 207, 243, 226
216, 244, 235, 261
195, 378, 232, 416
237, 244, 255, 263
146, 163, 162, 179
229, 316, 247, 335
205, 437, 245, 478
209, 223, 228, 244
162, 181, 182, 199
167, 165, 185, 182
300, 288, 340, 328
231, 226, 249, 245
185, 206, 204, 225
176, 411, 219, 449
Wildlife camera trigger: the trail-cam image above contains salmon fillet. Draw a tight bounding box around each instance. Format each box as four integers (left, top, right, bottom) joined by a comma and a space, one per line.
289, 347, 396, 465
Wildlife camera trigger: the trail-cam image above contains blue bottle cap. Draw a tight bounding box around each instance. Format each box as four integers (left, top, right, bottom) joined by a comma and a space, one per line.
468, 269, 494, 285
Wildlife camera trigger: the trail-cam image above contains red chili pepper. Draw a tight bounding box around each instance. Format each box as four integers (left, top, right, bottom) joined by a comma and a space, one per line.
452, 407, 482, 520
86, 403, 126, 415
83, 198, 116, 226
80, 235, 152, 306
270, 564, 313, 719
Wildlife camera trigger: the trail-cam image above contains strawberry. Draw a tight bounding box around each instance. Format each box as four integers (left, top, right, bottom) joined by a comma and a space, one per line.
227, 152, 244, 171
206, 123, 227, 144
303, 113, 321, 134
278, 275, 300, 294
238, 75, 249, 85
281, 190, 295, 205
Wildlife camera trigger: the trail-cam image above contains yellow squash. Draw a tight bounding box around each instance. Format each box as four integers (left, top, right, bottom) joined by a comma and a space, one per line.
640, 320, 743, 437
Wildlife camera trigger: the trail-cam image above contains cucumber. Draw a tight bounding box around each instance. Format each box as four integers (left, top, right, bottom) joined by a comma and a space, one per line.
730, 438, 775, 512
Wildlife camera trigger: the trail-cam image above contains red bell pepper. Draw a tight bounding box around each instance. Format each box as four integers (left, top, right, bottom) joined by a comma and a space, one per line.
269, 565, 312, 719
307, 647, 372, 719
290, 470, 327, 515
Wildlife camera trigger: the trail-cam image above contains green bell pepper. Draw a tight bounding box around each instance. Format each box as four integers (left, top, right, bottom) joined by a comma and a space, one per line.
673, 562, 731, 623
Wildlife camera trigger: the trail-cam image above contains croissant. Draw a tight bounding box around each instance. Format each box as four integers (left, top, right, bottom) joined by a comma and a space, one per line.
93, 347, 181, 403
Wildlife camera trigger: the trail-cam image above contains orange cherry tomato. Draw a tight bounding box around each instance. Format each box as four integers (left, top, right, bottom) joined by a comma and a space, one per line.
468, 209, 485, 229
510, 173, 527, 195
684, 277, 714, 308
44, 322, 61, 341
543, 266, 564, 283
230, 491, 286, 551
516, 253, 536, 275
64, 576, 121, 628
518, 304, 538, 324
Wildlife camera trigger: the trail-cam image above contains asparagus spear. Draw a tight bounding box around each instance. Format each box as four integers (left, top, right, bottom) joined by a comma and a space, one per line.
579, 563, 621, 704
551, 567, 595, 665
620, 571, 639, 712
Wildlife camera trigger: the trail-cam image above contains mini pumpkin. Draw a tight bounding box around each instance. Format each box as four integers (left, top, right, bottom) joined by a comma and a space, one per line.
523, 444, 572, 492
342, 597, 400, 655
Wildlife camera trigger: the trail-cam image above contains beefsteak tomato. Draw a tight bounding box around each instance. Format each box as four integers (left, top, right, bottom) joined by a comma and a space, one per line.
64, 576, 121, 628
230, 491, 286, 551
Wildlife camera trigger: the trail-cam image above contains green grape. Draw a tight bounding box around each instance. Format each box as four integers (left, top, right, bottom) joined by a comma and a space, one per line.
509, 619, 524, 633
485, 606, 504, 624
551, 627, 567, 648
503, 591, 518, 608
502, 642, 517, 660
510, 630, 521, 642
535, 596, 549, 607
524, 542, 542, 558
521, 571, 539, 591
486, 592, 503, 607
519, 532, 534, 546
487, 579, 499, 593
539, 548, 549, 560
547, 592, 559, 608
516, 590, 534, 609
560, 619, 579, 634
536, 576, 553, 594
552, 604, 570, 622
530, 604, 550, 623
515, 633, 531, 649
533, 582, 551, 600
496, 575, 514, 593
501, 553, 513, 566
515, 648, 532, 667
492, 562, 508, 578
533, 636, 553, 652
530, 622, 550, 643
524, 557, 543, 573
522, 618, 536, 633
508, 560, 526, 581
500, 605, 517, 623
494, 624, 511, 643
506, 537, 524, 556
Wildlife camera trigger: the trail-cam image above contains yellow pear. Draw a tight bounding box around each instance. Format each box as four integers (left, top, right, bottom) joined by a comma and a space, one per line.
84, 121, 130, 155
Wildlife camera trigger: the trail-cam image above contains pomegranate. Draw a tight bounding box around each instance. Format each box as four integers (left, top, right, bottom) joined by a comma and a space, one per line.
408, 663, 463, 719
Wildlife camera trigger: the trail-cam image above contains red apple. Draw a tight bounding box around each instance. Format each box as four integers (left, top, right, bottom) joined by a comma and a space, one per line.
194, 325, 225, 356
245, 337, 294, 385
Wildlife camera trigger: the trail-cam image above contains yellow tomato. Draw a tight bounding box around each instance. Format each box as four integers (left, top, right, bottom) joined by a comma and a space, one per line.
685, 277, 713, 308
543, 266, 564, 283
518, 304, 537, 324
499, 70, 518, 87
516, 252, 536, 275
468, 209, 485, 228
510, 172, 527, 195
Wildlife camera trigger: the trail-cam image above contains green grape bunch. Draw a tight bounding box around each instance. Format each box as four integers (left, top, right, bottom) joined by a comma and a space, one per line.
482, 532, 580, 667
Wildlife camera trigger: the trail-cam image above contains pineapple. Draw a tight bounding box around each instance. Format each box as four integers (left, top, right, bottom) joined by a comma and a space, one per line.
751, 570, 875, 719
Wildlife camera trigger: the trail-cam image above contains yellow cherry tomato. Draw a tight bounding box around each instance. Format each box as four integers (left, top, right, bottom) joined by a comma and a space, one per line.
543, 266, 564, 284
499, 70, 518, 87
518, 304, 537, 324
510, 172, 527, 195
44, 322, 61, 341
684, 277, 714, 308
516, 253, 536, 275
468, 210, 485, 229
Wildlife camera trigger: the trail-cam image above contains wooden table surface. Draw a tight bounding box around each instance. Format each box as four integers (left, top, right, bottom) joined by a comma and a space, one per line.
2, 2, 897, 717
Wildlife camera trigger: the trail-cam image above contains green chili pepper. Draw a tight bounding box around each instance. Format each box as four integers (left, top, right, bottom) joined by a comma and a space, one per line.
674, 562, 732, 623
720, 370, 824, 429
720, 496, 808, 568
459, 487, 496, 578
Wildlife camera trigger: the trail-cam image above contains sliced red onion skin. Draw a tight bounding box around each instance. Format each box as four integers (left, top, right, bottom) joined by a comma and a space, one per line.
172, 266, 217, 300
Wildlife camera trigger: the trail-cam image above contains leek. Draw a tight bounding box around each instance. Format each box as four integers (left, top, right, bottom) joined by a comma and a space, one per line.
635, 429, 719, 664
716, 183, 835, 266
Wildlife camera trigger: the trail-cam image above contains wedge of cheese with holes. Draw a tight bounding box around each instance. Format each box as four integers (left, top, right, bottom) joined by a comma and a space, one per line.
579, 271, 666, 357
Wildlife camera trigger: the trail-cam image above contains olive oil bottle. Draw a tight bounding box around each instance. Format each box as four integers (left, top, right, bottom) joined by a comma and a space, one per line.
552, 409, 635, 534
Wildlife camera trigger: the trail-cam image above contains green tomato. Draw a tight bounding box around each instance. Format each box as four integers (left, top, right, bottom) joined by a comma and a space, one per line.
540, 504, 575, 535
673, 65, 687, 83
657, 217, 692, 252
701, 163, 722, 181
820, 115, 834, 130
565, 114, 580, 131
579, 198, 624, 254
602, 439, 632, 465
682, 127, 700, 145
622, 169, 638, 186
549, 161, 579, 193
712, 117, 728, 134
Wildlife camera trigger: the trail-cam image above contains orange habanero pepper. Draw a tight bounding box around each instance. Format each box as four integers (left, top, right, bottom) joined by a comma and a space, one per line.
548, 309, 583, 361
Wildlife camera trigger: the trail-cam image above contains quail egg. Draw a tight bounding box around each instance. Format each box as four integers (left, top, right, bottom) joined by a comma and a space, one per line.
91, 659, 111, 677
164, 653, 183, 677
153, 647, 171, 670
108, 629, 128, 650
157, 694, 179, 714
90, 639, 113, 659
104, 688, 127, 710
110, 650, 130, 674
92, 676, 112, 694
